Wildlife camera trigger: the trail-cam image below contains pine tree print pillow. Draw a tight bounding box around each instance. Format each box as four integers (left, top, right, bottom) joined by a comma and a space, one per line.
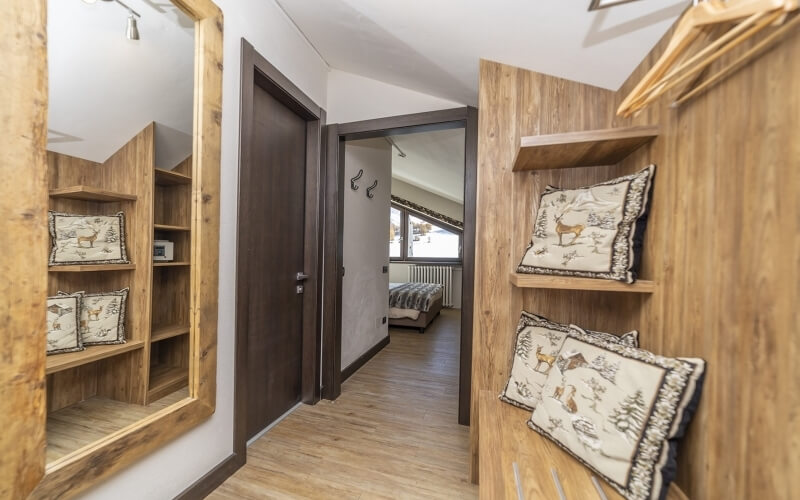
60, 288, 128, 345
49, 211, 130, 266
46, 294, 84, 355
528, 324, 705, 500
499, 311, 638, 411
517, 165, 655, 283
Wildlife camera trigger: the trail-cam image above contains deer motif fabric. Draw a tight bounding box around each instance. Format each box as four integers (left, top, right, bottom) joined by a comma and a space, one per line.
59, 288, 128, 345
46, 294, 83, 354
528, 325, 705, 500
49, 211, 129, 266
518, 165, 655, 283
499, 311, 638, 411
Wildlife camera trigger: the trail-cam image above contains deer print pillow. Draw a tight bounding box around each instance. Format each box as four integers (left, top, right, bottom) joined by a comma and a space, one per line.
46, 294, 84, 354
518, 165, 655, 283
528, 325, 705, 500
60, 288, 128, 345
499, 311, 638, 411
49, 211, 129, 266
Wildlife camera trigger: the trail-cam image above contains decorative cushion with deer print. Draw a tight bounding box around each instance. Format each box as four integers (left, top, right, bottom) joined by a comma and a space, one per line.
499, 311, 639, 411
48, 211, 130, 266
46, 294, 84, 355
517, 165, 655, 283
528, 324, 705, 500
59, 288, 128, 345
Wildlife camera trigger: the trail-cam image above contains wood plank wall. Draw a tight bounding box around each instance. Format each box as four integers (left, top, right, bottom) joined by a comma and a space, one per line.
471, 26, 800, 499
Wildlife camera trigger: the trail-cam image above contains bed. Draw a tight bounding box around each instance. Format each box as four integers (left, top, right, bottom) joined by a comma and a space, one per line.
388, 282, 443, 333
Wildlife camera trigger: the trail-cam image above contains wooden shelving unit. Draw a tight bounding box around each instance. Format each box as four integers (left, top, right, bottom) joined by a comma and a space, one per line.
513, 125, 658, 171
151, 324, 190, 343
153, 223, 191, 232
49, 263, 136, 272
155, 168, 192, 185
49, 185, 137, 202
46, 341, 145, 375
148, 363, 189, 402
510, 273, 655, 293
153, 261, 190, 267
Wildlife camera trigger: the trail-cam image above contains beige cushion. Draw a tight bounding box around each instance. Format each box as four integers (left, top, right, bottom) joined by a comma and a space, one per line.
46, 294, 83, 354
49, 211, 129, 265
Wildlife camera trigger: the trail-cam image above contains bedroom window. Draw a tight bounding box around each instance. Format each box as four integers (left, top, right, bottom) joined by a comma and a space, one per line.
389, 204, 462, 262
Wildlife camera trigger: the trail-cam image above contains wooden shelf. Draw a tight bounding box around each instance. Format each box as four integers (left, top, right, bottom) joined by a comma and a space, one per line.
510, 273, 655, 293
49, 185, 138, 202
151, 324, 190, 343
154, 223, 191, 232
512, 125, 659, 171
155, 168, 192, 185
478, 391, 686, 500
46, 340, 145, 375
153, 261, 190, 267
148, 364, 188, 401
49, 263, 136, 272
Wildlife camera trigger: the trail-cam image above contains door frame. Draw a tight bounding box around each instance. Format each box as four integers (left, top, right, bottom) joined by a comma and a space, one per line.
321, 107, 478, 425
234, 39, 326, 458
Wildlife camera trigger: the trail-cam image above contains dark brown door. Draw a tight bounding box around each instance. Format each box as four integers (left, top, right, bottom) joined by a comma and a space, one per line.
244, 84, 307, 439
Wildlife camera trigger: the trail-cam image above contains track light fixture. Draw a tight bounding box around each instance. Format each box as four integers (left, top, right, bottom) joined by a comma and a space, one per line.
83, 0, 142, 40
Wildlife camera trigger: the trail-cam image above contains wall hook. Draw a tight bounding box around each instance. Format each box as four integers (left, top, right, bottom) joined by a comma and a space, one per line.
350, 169, 363, 190
366, 180, 378, 199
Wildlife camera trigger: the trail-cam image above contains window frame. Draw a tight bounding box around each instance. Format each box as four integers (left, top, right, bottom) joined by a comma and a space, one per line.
389, 202, 463, 264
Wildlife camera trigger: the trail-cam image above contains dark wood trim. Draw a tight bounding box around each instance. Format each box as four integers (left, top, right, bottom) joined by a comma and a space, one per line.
234, 38, 325, 457
321, 107, 478, 428
174, 452, 245, 500
459, 106, 478, 426
341, 335, 390, 382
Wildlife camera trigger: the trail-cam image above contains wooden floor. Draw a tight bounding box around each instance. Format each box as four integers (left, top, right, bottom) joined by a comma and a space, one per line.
210, 308, 477, 500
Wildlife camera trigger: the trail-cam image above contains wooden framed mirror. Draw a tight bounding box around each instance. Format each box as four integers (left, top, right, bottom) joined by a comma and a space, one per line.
0, 0, 222, 498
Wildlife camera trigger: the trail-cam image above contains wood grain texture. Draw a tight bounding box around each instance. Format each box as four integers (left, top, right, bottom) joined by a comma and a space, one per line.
513, 125, 659, 171
46, 341, 145, 375
212, 309, 477, 500
473, 23, 800, 498
49, 185, 138, 202
510, 273, 656, 293
0, 2, 48, 496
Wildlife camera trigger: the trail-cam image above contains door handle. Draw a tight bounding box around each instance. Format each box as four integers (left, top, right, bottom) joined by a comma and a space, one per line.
296, 272, 309, 281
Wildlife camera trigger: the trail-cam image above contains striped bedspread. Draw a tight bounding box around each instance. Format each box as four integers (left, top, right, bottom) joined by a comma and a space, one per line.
389, 282, 442, 312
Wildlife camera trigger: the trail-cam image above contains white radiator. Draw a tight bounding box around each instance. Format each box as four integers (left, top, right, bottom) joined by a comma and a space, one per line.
408, 265, 454, 308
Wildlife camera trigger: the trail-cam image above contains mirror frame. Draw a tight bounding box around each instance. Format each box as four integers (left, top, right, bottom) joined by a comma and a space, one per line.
0, 0, 223, 498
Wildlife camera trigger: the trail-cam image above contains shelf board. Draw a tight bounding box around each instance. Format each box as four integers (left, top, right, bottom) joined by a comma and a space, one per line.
46, 340, 145, 375
510, 272, 655, 293
154, 223, 191, 232
513, 125, 659, 171
153, 261, 190, 267
148, 364, 188, 402
151, 324, 190, 343
155, 168, 192, 185
49, 185, 138, 202
49, 263, 136, 272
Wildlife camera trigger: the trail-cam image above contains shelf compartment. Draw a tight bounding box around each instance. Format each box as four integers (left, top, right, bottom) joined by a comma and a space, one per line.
155, 168, 192, 185
148, 364, 188, 402
154, 223, 191, 232
153, 261, 190, 267
510, 272, 655, 293
49, 185, 138, 202
48, 263, 136, 272
151, 324, 190, 343
513, 125, 659, 171
46, 340, 145, 375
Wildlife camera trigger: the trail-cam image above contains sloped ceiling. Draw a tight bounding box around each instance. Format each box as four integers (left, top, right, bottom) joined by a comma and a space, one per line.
390, 128, 465, 203
277, 0, 687, 105
47, 0, 194, 167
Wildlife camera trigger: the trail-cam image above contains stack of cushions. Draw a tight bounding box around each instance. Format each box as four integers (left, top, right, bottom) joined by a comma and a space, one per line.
500, 312, 705, 500
46, 288, 128, 355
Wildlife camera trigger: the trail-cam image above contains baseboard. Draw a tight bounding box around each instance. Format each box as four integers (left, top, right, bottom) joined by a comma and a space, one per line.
341, 335, 390, 382
174, 452, 245, 500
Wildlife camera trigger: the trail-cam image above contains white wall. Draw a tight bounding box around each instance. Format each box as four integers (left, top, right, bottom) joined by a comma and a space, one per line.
341, 139, 392, 369
391, 178, 464, 222
78, 1, 328, 498
389, 263, 462, 309
326, 69, 463, 124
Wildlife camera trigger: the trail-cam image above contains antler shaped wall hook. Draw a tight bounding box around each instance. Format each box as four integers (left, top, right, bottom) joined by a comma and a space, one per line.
366, 180, 378, 199
350, 169, 363, 190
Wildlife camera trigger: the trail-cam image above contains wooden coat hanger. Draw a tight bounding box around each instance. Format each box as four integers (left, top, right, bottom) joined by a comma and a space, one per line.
617, 0, 799, 116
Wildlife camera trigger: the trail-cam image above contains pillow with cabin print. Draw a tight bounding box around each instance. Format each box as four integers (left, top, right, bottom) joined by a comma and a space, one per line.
60, 288, 128, 345
499, 311, 638, 411
517, 165, 655, 283
46, 293, 84, 355
528, 324, 705, 500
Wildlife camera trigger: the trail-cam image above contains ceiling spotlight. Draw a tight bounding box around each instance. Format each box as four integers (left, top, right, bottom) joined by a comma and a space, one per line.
126, 13, 140, 40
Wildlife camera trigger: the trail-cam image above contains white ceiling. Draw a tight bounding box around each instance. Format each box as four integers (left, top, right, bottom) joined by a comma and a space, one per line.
277, 0, 688, 105
390, 128, 465, 203
47, 0, 194, 167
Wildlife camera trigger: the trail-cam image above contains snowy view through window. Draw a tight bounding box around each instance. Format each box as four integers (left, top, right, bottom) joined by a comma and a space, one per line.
389, 206, 460, 260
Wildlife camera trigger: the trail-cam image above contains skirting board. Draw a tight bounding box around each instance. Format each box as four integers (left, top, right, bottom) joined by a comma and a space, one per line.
174, 452, 244, 500
341, 335, 390, 382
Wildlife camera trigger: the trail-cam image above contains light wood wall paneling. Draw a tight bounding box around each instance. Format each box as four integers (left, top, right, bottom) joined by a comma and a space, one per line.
0, 1, 48, 497
472, 24, 800, 499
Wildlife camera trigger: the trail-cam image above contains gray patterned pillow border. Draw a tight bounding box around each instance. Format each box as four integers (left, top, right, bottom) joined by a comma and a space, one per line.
499, 311, 639, 411
59, 288, 128, 345
48, 211, 130, 266
527, 324, 705, 500
46, 294, 84, 355
517, 165, 655, 283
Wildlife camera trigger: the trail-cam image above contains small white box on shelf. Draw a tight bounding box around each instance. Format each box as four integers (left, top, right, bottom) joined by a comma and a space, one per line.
153, 240, 174, 262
